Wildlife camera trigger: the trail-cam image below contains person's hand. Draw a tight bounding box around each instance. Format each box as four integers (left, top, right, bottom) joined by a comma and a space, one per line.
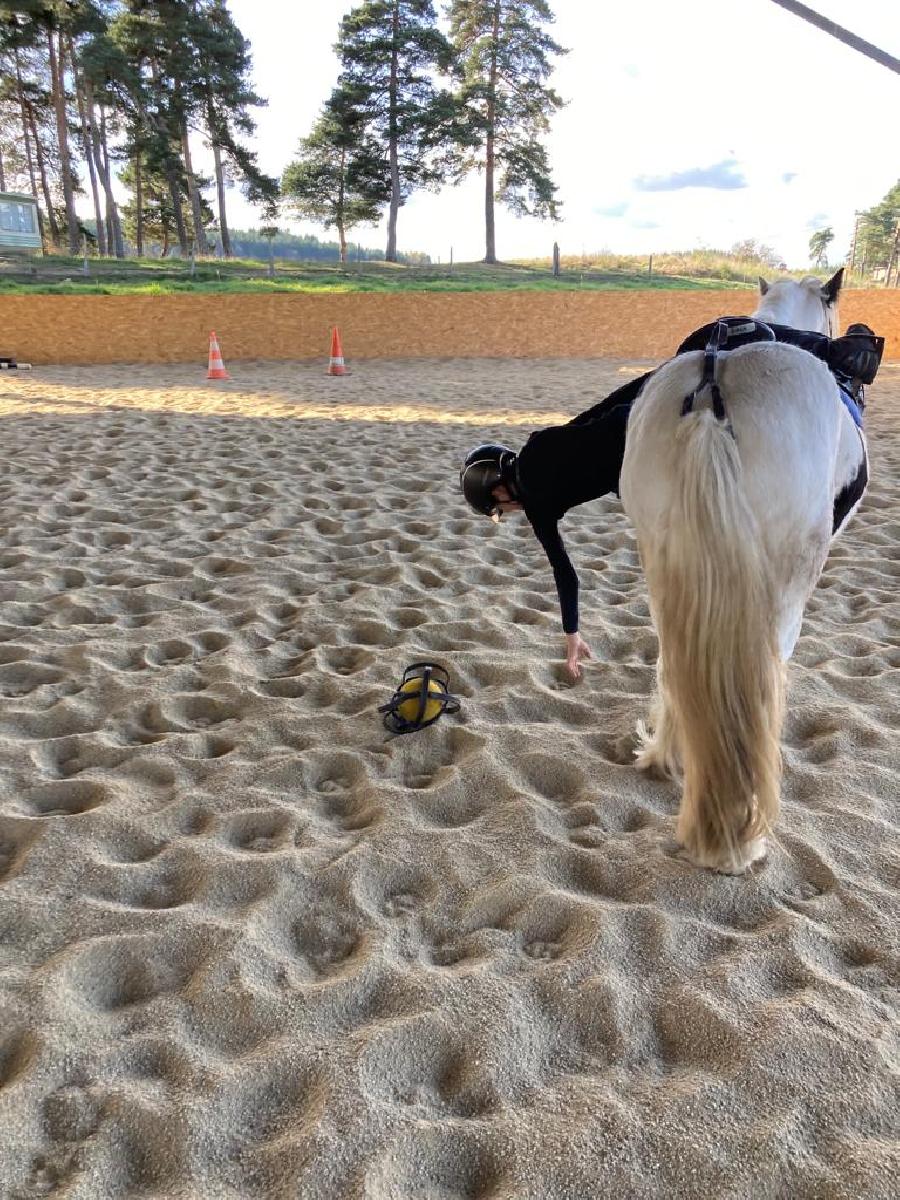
564, 632, 593, 680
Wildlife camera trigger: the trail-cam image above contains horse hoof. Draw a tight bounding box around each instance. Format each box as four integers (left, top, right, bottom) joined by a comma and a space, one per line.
680, 836, 767, 875
633, 734, 680, 779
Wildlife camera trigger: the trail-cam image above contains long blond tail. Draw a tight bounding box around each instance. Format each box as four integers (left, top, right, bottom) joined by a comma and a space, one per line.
650, 409, 783, 869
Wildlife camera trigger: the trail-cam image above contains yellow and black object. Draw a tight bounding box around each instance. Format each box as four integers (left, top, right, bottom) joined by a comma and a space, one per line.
378, 662, 461, 735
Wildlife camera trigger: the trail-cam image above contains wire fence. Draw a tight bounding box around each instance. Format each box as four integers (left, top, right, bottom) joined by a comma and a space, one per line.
0, 250, 886, 290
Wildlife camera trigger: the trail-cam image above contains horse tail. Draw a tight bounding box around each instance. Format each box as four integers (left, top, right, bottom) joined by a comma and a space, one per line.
652, 407, 783, 870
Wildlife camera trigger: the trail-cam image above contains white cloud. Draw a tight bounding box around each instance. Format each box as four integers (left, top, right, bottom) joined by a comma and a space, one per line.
633, 160, 748, 192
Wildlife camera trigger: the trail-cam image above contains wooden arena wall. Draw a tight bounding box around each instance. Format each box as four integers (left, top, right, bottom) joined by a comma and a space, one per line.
3, 289, 899, 364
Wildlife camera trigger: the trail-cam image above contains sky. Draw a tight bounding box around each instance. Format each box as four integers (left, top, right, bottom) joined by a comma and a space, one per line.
189, 0, 900, 266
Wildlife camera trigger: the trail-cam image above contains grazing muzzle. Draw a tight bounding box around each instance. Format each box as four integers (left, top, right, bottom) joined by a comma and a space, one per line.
378, 662, 461, 734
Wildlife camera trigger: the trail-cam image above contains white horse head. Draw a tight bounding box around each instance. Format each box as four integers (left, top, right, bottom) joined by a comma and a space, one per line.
753, 268, 843, 337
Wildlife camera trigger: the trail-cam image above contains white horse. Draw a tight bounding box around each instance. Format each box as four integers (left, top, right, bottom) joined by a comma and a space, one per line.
620, 269, 868, 873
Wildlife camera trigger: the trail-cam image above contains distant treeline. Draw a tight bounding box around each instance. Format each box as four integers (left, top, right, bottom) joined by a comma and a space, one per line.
228, 230, 431, 265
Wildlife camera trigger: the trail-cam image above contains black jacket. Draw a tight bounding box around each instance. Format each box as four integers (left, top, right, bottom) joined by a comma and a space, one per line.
517, 389, 633, 633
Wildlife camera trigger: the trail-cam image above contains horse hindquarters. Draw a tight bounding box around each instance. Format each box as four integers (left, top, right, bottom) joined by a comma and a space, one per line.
621, 348, 838, 873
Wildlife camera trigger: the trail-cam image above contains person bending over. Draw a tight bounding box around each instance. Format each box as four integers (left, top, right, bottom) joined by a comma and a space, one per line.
459, 318, 883, 680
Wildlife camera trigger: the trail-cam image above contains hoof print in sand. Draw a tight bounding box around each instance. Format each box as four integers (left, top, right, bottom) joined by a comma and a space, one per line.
0, 1029, 40, 1088
258, 674, 307, 700
226, 809, 292, 854
112, 856, 202, 911
19, 780, 109, 818
365, 1128, 504, 1198
0, 824, 39, 881
0, 661, 65, 697
292, 921, 363, 981
42, 1085, 100, 1144
301, 753, 376, 832
317, 646, 375, 677
518, 753, 587, 805
178, 733, 236, 760
521, 939, 563, 962
383, 890, 426, 920
63, 934, 204, 1011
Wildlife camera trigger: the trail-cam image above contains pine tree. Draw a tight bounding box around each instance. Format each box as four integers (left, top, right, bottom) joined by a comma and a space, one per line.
107, 2, 193, 255
335, 0, 455, 262
858, 181, 900, 276
3, 2, 88, 253
188, 0, 277, 257
448, 0, 564, 263
0, 7, 68, 249
282, 85, 389, 263
66, 1, 128, 258
808, 226, 834, 269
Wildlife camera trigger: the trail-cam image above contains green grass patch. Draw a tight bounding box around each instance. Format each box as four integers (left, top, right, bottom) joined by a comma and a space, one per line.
0, 257, 741, 295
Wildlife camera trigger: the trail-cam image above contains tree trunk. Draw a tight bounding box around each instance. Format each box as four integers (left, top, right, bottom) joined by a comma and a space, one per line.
148, 62, 189, 255
14, 55, 46, 249
0, 148, 5, 192
202, 57, 232, 256
135, 151, 144, 257
337, 148, 347, 263
484, 143, 496, 264
386, 0, 401, 263
484, 2, 501, 264
83, 81, 124, 258
28, 101, 60, 248
167, 164, 190, 256
98, 105, 124, 257
101, 112, 113, 252
68, 36, 106, 256
47, 28, 80, 255
181, 119, 206, 253
210, 129, 231, 257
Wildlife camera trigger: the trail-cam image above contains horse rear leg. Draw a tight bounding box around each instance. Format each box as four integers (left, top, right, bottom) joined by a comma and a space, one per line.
635, 659, 682, 779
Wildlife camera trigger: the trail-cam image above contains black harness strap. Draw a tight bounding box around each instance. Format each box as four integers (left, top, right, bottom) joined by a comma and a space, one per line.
681, 319, 730, 423
680, 318, 779, 430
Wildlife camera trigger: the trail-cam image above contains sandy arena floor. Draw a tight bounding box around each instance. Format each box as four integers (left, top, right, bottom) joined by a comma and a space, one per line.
0, 359, 897, 1198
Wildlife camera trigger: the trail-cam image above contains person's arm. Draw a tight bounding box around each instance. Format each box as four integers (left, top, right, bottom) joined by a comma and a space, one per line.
529, 516, 593, 679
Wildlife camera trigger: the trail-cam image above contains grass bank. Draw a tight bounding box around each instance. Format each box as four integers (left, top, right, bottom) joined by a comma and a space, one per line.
0, 256, 749, 296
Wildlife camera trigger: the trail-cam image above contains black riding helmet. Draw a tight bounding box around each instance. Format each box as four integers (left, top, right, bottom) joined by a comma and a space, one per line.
459, 443, 519, 519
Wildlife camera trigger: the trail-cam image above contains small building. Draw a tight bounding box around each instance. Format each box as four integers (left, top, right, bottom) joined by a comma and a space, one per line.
0, 192, 42, 253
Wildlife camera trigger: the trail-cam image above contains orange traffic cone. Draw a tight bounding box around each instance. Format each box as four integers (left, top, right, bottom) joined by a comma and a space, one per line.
207, 331, 230, 380
326, 326, 349, 376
